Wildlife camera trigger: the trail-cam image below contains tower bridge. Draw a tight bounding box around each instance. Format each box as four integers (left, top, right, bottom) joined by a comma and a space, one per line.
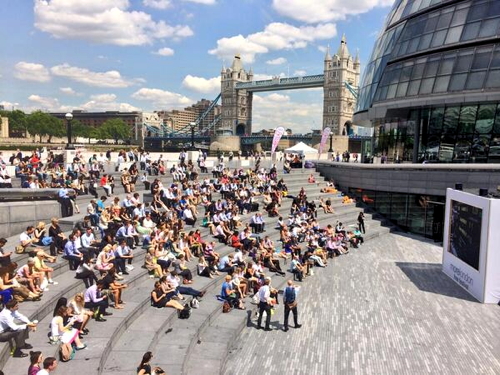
144, 35, 360, 151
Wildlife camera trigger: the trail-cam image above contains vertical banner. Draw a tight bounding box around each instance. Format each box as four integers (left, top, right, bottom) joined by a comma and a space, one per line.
271, 127, 285, 155
318, 127, 332, 157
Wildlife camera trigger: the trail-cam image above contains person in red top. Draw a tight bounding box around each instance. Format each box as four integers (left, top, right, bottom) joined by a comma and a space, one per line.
230, 231, 242, 250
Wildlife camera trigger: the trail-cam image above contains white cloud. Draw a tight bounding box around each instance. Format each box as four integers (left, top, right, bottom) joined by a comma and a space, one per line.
59, 87, 81, 96
51, 64, 141, 88
153, 47, 175, 56
318, 45, 328, 53
79, 93, 140, 111
131, 88, 192, 109
293, 70, 307, 76
252, 93, 322, 133
28, 94, 68, 111
34, 0, 193, 46
182, 75, 220, 94
143, 0, 171, 9
272, 0, 395, 23
183, 0, 216, 4
209, 22, 336, 63
14, 62, 51, 82
266, 57, 287, 65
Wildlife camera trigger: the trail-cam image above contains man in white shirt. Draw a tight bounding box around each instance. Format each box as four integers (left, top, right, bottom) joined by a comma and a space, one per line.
256, 277, 273, 331
0, 300, 37, 357
81, 228, 99, 258
36, 356, 58, 374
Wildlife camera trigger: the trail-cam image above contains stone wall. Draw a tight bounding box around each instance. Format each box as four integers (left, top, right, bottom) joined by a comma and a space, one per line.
316, 162, 500, 197
0, 201, 61, 238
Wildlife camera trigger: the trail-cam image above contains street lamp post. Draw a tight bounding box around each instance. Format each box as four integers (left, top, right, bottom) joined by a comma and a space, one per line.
328, 133, 333, 152
65, 112, 74, 150
189, 122, 196, 150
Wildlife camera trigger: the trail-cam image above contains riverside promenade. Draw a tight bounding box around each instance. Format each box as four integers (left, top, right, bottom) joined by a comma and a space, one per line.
224, 233, 500, 375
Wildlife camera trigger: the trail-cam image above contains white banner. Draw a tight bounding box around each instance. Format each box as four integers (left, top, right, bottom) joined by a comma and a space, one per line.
271, 127, 285, 154
318, 127, 331, 156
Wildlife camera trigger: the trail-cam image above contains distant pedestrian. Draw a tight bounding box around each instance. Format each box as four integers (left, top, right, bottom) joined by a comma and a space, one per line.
283, 280, 301, 332
357, 212, 365, 234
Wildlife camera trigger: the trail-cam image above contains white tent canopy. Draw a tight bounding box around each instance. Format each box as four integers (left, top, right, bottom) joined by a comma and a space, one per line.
284, 142, 317, 155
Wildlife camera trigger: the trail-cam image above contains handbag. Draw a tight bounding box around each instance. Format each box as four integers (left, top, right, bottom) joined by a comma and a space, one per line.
287, 301, 298, 309
15, 245, 25, 254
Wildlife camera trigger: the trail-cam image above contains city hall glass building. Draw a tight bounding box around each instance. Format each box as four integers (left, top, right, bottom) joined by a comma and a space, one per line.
354, 0, 500, 163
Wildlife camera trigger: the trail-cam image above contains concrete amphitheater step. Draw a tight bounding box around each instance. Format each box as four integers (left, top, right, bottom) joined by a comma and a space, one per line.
184, 227, 393, 375
99, 202, 390, 375
0, 249, 150, 375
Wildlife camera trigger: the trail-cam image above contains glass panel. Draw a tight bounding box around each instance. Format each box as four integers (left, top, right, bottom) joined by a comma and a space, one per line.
471, 48, 492, 70
407, 195, 426, 236
453, 136, 472, 162
471, 134, 491, 162
396, 82, 409, 97
429, 107, 444, 133
445, 25, 463, 44
488, 135, 500, 162
454, 53, 473, 73
387, 84, 398, 99
443, 106, 459, 134
433, 75, 451, 92
424, 59, 440, 77
419, 77, 435, 94
407, 80, 421, 96
461, 21, 481, 40
431, 29, 447, 48
411, 63, 425, 79
400, 66, 413, 81
376, 191, 391, 217
458, 105, 477, 134
478, 18, 500, 38
493, 105, 500, 133
465, 71, 486, 90
407, 37, 421, 54
439, 54, 456, 74
424, 135, 440, 161
485, 70, 500, 89
490, 1, 500, 17
451, 8, 469, 27
476, 104, 495, 134
425, 15, 439, 32
390, 194, 408, 227
437, 12, 453, 29
491, 49, 500, 68
448, 73, 467, 91
418, 33, 433, 50
439, 135, 456, 162
467, 3, 489, 22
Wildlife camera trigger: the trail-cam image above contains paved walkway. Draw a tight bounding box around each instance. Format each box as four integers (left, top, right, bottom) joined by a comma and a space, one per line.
224, 233, 500, 375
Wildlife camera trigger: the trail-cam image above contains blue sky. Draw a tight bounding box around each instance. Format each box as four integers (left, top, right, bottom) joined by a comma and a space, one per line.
0, 0, 394, 132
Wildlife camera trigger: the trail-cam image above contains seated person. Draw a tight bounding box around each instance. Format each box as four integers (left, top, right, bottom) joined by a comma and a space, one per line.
150, 281, 184, 310
220, 274, 245, 309
307, 174, 316, 183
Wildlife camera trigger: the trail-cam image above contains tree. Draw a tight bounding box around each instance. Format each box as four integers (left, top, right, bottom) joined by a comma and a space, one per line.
26, 111, 65, 143
71, 119, 93, 143
100, 119, 131, 144
0, 109, 28, 137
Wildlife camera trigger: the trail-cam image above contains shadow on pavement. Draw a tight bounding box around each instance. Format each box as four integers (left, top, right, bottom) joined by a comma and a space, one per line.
395, 262, 477, 302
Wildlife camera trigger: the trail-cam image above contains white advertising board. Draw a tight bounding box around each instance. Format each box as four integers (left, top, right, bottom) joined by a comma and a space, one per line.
442, 188, 500, 303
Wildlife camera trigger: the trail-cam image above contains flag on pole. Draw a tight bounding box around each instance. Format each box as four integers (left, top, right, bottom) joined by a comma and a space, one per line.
318, 127, 331, 157
271, 127, 286, 155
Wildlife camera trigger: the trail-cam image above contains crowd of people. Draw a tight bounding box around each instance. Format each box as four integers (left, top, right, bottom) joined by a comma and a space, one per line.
0, 146, 369, 374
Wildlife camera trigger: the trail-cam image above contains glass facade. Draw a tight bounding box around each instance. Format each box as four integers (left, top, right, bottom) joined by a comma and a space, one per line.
372, 102, 500, 162
349, 188, 445, 240
354, 0, 500, 163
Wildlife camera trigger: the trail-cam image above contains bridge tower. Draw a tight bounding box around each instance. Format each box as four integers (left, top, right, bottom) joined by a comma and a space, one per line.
323, 34, 360, 135
220, 55, 253, 136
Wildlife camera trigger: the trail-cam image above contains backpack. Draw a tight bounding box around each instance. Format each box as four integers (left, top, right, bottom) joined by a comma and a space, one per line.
190, 297, 200, 309
222, 301, 232, 313
59, 342, 75, 362
178, 304, 191, 319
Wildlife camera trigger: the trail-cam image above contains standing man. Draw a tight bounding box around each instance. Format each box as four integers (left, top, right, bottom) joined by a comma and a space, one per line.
58, 186, 73, 217
0, 300, 38, 357
283, 279, 302, 332
357, 212, 366, 234
257, 277, 274, 331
